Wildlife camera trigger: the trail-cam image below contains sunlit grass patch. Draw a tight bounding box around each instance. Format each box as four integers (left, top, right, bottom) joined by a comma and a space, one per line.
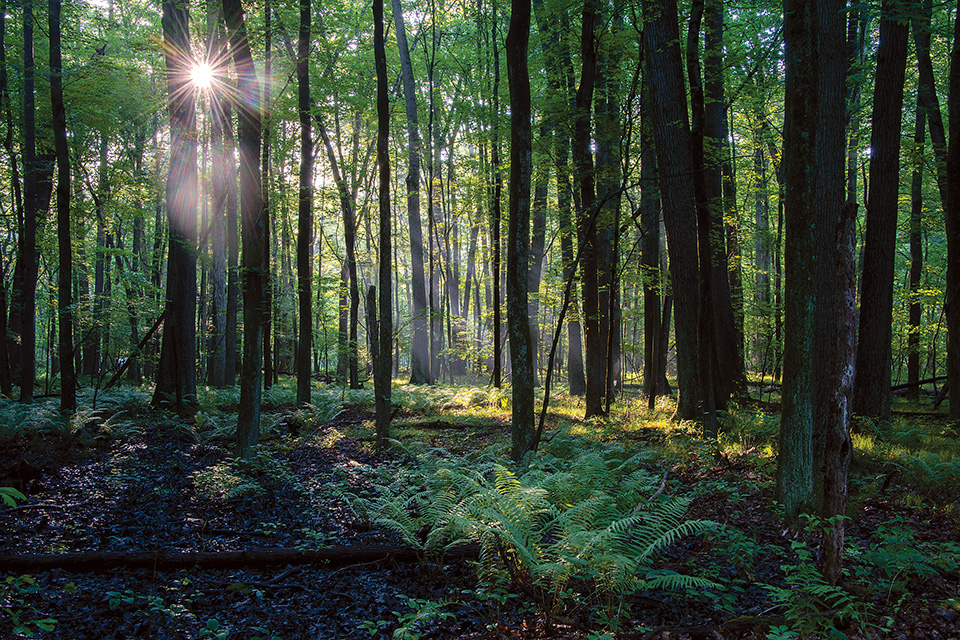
191, 453, 295, 501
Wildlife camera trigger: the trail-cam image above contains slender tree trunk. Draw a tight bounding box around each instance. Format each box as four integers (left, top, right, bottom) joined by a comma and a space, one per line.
154, 0, 199, 416
641, 0, 701, 419
491, 21, 503, 389
373, 0, 392, 446
391, 0, 430, 385
224, 0, 265, 458
296, 0, 313, 406
528, 154, 547, 387
20, 0, 38, 402
640, 71, 661, 407
852, 0, 911, 421
704, 0, 744, 404
574, 0, 605, 418
50, 0, 75, 413
506, 0, 534, 461
687, 0, 719, 438
262, 0, 273, 390
0, 0, 16, 394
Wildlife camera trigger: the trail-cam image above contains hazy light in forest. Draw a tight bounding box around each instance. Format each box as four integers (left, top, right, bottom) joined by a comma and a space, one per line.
191, 62, 214, 90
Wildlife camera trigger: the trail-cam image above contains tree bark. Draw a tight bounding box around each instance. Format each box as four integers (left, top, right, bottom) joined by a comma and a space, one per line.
374, 0, 392, 447
946, 0, 960, 421
776, 0, 817, 522
50, 0, 75, 413
641, 0, 701, 420
224, 0, 266, 458
852, 0, 911, 421
391, 0, 430, 385
153, 0, 199, 417
20, 0, 38, 402
506, 0, 535, 461
295, 0, 313, 406
907, 101, 924, 402
574, 0, 605, 418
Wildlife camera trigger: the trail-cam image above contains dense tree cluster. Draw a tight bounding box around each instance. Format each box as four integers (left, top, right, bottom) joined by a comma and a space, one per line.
0, 0, 958, 582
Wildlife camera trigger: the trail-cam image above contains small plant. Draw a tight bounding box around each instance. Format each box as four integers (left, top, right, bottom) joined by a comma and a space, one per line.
360, 595, 455, 640
764, 515, 878, 639
0, 487, 26, 508
2, 575, 57, 638
198, 618, 229, 640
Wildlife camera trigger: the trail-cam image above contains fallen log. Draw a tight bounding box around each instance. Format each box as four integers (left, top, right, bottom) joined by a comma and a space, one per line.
0, 544, 479, 572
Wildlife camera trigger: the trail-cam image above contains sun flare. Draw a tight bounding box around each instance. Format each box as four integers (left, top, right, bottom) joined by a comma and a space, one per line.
190, 62, 214, 90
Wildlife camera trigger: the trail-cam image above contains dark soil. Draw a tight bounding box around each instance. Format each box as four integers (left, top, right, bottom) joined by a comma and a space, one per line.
1, 405, 958, 640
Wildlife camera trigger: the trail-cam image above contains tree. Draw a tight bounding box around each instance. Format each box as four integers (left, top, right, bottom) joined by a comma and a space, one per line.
373, 0, 392, 446
776, 0, 817, 522
852, 0, 912, 421
153, 0, 199, 416
225, 0, 266, 458
946, 0, 960, 421
505, 0, 534, 460
392, 0, 430, 385
641, 0, 701, 420
50, 0, 75, 413
296, 0, 313, 407
20, 0, 39, 402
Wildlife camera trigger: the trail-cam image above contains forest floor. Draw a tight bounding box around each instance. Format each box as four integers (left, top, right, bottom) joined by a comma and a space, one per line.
0, 382, 959, 640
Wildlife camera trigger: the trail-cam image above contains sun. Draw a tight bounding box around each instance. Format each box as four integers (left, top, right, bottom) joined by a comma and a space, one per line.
190, 62, 214, 90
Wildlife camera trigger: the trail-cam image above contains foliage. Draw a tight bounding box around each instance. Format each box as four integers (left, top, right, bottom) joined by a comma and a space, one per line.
359, 595, 455, 640
1, 575, 57, 638
0, 487, 26, 508
764, 515, 879, 639
354, 445, 719, 631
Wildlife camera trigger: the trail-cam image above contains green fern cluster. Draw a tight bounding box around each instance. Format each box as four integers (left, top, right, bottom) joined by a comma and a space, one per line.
354, 449, 719, 629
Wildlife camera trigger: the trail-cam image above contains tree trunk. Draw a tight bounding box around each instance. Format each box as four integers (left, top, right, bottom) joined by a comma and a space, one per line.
641, 0, 701, 420
640, 72, 661, 408
20, 0, 38, 402
945, 0, 960, 421
776, 0, 817, 522
490, 23, 503, 389
528, 147, 547, 386
506, 0, 535, 461
153, 0, 199, 416
373, 0, 392, 446
261, 0, 273, 391
206, 0, 228, 388
224, 0, 265, 458
392, 0, 430, 385
574, 0, 605, 418
852, 0, 911, 421
50, 0, 75, 413
296, 0, 313, 406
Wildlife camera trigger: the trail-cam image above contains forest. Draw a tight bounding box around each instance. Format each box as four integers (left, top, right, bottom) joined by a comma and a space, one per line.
1, 0, 960, 636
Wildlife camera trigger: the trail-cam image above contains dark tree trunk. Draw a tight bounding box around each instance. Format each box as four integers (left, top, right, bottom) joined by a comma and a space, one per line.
686, 0, 719, 438
373, 0, 392, 446
506, 0, 535, 461
20, 0, 38, 402
491, 21, 502, 389
262, 0, 273, 391
0, 0, 16, 394
50, 0, 75, 413
946, 0, 960, 421
224, 0, 265, 458
703, 0, 744, 404
296, 0, 313, 406
815, 0, 851, 578
640, 72, 661, 408
852, 0, 911, 421
574, 0, 605, 418
776, 0, 817, 522
317, 124, 361, 390
641, 0, 701, 419
224, 103, 240, 387
154, 0, 199, 416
